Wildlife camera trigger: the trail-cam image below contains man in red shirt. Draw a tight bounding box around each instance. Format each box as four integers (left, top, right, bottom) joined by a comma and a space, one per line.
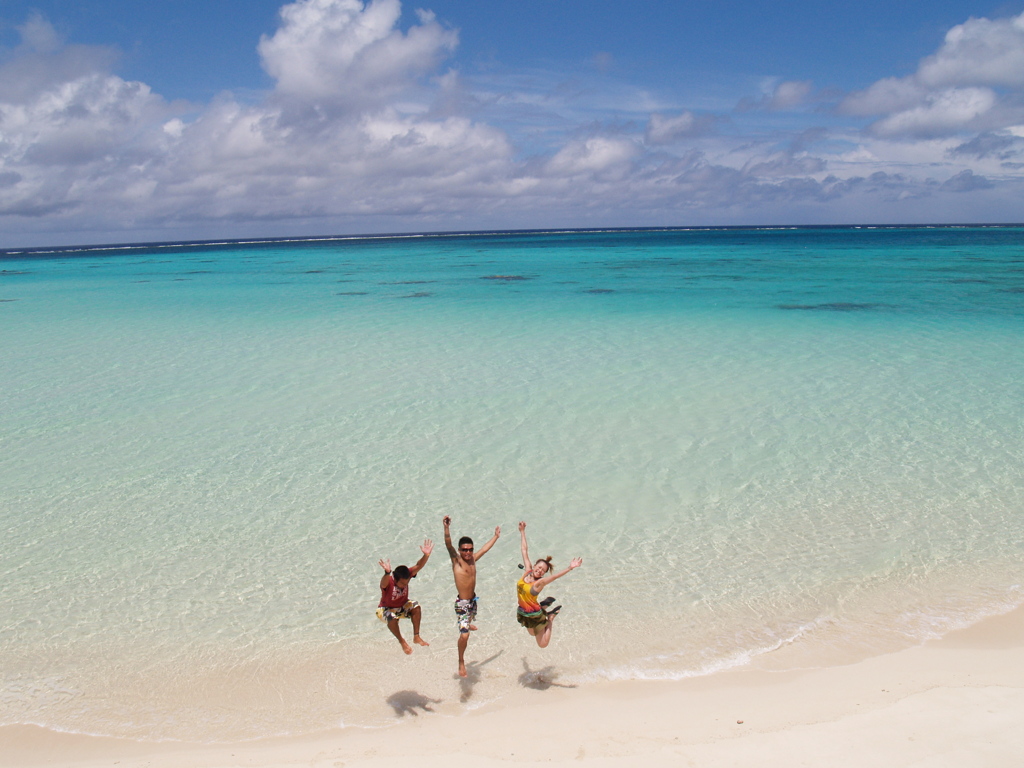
377, 539, 433, 654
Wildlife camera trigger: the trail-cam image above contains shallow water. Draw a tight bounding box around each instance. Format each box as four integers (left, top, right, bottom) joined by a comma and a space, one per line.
2, 227, 1023, 740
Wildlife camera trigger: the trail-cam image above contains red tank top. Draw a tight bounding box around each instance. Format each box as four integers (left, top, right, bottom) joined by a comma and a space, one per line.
379, 575, 409, 608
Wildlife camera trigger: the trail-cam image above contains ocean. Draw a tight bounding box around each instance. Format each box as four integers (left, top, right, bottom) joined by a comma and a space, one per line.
2, 226, 1023, 741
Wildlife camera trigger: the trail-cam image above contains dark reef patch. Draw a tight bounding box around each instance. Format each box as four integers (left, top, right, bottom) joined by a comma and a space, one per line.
398, 291, 432, 298
336, 291, 369, 296
481, 274, 530, 281
584, 288, 615, 294
777, 302, 883, 311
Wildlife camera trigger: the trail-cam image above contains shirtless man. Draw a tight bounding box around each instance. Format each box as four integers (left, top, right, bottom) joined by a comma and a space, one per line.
376, 539, 433, 655
442, 515, 500, 677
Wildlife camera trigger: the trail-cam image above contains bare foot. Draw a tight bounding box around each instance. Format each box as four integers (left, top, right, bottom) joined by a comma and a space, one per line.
458, 662, 468, 678
414, 635, 430, 647
400, 640, 413, 655
468, 624, 478, 631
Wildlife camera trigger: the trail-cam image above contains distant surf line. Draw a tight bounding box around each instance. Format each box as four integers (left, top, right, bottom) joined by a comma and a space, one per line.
3, 222, 1023, 260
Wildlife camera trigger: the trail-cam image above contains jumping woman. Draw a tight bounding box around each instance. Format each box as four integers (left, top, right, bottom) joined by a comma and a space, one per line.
516, 520, 582, 648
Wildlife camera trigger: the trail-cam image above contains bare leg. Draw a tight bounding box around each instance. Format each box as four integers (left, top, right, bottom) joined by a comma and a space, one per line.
411, 606, 429, 646
535, 615, 555, 648
387, 619, 413, 654
457, 632, 469, 677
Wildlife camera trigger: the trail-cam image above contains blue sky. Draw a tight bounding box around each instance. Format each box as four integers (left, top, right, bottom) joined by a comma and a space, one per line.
1, 0, 1023, 246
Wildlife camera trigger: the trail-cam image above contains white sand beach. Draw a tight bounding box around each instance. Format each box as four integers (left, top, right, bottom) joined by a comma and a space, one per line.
4, 604, 1023, 768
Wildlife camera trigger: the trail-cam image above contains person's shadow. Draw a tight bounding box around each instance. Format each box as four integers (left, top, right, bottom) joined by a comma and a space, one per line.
518, 657, 577, 690
458, 650, 503, 703
386, 690, 443, 717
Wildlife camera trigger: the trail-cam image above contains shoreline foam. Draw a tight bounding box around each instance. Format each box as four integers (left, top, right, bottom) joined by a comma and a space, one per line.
4, 604, 1023, 767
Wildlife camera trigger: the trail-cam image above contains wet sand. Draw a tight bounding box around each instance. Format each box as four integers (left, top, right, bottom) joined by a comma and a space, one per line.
4, 605, 1023, 767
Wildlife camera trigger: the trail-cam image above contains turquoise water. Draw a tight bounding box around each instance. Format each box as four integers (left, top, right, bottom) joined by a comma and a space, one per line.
2, 227, 1023, 741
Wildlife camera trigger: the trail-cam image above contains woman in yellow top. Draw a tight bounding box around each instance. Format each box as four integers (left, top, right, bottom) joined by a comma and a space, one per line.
516, 520, 583, 648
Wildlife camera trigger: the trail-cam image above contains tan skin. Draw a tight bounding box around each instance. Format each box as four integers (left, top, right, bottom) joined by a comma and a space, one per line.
443, 515, 500, 677
377, 539, 433, 655
518, 521, 582, 648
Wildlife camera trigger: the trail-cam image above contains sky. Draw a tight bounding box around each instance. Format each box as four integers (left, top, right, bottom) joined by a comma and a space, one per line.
1, 0, 1024, 247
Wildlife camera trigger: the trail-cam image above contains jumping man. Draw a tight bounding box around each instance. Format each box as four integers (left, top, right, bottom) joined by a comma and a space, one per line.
376, 539, 433, 654
442, 515, 500, 677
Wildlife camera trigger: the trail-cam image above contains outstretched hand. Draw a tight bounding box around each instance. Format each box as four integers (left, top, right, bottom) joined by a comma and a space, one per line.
518, 521, 526, 532
378, 558, 392, 572
420, 539, 434, 556
442, 515, 452, 528
569, 557, 583, 570
494, 525, 501, 538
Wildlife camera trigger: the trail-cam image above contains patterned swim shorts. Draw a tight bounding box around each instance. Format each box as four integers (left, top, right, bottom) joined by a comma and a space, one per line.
376, 600, 419, 623
454, 596, 478, 634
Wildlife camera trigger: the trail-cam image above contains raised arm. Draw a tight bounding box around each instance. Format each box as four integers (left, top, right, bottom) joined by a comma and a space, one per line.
442, 516, 457, 560
518, 521, 531, 570
473, 526, 501, 561
532, 557, 583, 592
409, 539, 433, 576
378, 558, 393, 590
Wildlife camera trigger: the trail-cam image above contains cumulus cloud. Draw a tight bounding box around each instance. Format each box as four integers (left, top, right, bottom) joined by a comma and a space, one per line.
917, 13, 1024, 89
258, 0, 456, 109
0, 17, 175, 218
841, 11, 1024, 137
0, 2, 508, 228
0, 15, 120, 105
16, 12, 62, 52
869, 87, 998, 137
545, 136, 638, 179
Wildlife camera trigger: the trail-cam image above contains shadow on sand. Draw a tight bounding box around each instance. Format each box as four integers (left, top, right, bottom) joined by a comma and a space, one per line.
518, 658, 578, 690
386, 690, 443, 717
458, 650, 504, 703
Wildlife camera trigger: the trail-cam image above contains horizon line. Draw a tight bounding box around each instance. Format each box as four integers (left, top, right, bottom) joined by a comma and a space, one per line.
4, 222, 1023, 259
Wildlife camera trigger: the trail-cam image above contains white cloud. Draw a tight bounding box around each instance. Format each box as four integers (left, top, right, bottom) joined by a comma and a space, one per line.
737, 79, 814, 112
258, 0, 457, 109
841, 11, 1024, 137
545, 137, 639, 178
645, 111, 716, 144
769, 80, 813, 110
870, 87, 997, 137
17, 12, 62, 53
917, 13, 1024, 88
0, 3, 507, 228
840, 77, 927, 117
0, 20, 120, 105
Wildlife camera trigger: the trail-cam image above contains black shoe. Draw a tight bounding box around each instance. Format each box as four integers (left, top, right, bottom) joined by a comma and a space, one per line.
546, 605, 562, 618
540, 597, 555, 608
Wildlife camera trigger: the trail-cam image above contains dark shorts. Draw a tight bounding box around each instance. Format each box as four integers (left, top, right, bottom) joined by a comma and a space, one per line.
517, 610, 548, 630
